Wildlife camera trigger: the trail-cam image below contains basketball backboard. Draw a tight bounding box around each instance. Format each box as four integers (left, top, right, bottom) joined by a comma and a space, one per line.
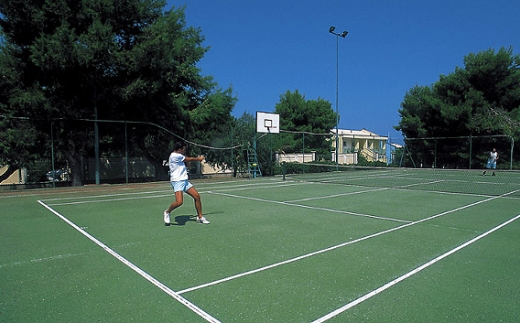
256, 112, 279, 133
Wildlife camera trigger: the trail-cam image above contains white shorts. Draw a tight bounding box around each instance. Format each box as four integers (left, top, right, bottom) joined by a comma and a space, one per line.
486, 159, 496, 169
170, 180, 194, 192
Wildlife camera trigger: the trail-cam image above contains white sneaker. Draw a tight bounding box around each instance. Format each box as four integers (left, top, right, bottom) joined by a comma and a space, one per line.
196, 216, 210, 224
164, 210, 170, 226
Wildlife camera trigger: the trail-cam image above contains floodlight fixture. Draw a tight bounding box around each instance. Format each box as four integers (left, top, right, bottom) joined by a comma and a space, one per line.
329, 26, 349, 38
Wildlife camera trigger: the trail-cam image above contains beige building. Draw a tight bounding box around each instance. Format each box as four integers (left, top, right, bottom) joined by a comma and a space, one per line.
331, 128, 388, 164
0, 166, 27, 185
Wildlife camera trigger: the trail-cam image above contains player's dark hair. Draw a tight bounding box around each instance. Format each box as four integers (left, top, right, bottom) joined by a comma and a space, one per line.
174, 142, 186, 151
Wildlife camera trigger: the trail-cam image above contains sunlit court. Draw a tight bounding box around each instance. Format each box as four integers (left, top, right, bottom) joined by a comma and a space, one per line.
2, 168, 519, 322
2, 0, 520, 321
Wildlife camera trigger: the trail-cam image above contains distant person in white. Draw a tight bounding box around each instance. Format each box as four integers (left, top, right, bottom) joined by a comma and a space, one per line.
164, 142, 209, 225
483, 148, 498, 176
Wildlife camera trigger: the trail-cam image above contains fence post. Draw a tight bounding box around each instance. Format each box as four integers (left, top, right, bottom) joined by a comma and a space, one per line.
469, 135, 472, 169
50, 121, 55, 188
125, 121, 129, 184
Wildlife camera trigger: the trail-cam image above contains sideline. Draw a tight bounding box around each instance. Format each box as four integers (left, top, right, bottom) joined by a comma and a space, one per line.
37, 200, 222, 323
311, 212, 520, 322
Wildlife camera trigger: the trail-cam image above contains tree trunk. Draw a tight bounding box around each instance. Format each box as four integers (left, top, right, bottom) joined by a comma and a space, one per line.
67, 152, 84, 186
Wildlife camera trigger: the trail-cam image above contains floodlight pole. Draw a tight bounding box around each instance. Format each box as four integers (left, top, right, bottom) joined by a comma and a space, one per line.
329, 26, 348, 170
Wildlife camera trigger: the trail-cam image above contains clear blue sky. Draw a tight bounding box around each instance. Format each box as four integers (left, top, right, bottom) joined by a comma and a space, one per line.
169, 0, 520, 141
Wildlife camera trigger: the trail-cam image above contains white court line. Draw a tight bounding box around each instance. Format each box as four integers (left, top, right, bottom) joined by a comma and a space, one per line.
208, 191, 409, 223
43, 190, 169, 202
44, 185, 298, 206
41, 176, 518, 207
285, 187, 389, 203
0, 252, 81, 269
47, 193, 174, 206
399, 179, 444, 188
311, 212, 520, 323
37, 200, 221, 323
299, 171, 411, 183
0, 241, 142, 269
177, 190, 518, 295
221, 181, 305, 193
43, 181, 304, 206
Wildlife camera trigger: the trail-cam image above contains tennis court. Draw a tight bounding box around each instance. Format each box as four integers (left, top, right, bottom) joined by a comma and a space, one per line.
2, 168, 520, 322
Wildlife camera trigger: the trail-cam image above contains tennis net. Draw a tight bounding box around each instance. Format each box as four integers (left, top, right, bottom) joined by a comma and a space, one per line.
281, 163, 520, 198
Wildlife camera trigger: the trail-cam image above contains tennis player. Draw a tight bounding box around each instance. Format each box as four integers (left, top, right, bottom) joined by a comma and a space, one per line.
483, 148, 498, 176
164, 142, 210, 225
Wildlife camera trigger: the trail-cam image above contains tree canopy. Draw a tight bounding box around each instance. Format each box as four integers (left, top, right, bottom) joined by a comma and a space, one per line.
395, 47, 520, 168
0, 0, 236, 185
274, 90, 336, 160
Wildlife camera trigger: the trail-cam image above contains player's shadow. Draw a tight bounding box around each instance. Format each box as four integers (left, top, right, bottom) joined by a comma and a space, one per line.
173, 215, 196, 226
173, 211, 222, 225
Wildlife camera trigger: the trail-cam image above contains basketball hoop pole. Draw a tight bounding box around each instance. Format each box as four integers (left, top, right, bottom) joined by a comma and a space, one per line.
256, 112, 279, 176
253, 134, 257, 178
268, 127, 272, 171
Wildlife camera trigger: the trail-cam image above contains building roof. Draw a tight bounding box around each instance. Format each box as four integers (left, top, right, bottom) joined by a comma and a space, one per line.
331, 128, 388, 140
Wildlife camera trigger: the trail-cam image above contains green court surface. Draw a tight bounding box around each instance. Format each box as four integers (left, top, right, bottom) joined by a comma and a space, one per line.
1, 169, 519, 322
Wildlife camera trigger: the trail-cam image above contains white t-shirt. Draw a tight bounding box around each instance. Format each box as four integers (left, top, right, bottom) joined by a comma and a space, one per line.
169, 152, 188, 182
490, 151, 498, 161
